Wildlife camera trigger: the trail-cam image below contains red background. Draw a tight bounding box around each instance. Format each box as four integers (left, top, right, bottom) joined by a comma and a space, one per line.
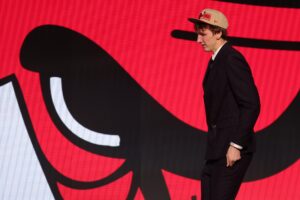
0, 0, 299, 199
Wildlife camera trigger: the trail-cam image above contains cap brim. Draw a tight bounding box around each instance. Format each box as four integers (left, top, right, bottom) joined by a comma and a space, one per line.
188, 18, 202, 24
188, 17, 226, 29
188, 18, 212, 26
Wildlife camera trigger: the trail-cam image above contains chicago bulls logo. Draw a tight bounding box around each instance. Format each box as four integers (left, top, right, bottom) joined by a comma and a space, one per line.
16, 24, 300, 199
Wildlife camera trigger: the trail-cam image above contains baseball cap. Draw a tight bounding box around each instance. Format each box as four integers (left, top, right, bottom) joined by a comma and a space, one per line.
188, 8, 229, 29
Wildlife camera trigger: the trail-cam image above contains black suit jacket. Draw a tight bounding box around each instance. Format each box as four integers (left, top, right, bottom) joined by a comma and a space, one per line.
203, 43, 260, 160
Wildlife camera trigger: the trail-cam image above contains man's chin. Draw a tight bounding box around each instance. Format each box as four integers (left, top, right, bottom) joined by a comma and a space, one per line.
203, 48, 211, 52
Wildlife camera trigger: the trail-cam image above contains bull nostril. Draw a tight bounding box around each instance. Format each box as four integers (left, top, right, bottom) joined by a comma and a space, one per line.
50, 76, 120, 147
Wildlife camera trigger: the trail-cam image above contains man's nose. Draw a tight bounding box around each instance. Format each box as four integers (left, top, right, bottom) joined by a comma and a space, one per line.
197, 35, 202, 43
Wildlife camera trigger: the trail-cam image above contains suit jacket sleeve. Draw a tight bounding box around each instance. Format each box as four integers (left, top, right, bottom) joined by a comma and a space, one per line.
225, 53, 260, 148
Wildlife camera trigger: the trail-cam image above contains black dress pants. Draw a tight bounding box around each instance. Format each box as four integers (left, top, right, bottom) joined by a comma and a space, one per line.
201, 153, 253, 200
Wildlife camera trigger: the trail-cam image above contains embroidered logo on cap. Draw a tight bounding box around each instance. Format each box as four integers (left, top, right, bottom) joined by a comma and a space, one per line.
200, 12, 211, 21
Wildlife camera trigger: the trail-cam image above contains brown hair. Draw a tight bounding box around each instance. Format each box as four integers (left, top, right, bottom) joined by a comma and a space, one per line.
194, 22, 228, 40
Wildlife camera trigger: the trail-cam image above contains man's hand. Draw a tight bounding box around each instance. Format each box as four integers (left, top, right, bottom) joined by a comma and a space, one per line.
226, 145, 241, 167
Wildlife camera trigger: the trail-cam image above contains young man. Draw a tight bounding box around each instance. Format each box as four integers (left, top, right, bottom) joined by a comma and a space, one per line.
188, 9, 260, 199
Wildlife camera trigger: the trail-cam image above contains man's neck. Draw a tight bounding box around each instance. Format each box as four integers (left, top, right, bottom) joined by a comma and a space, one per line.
213, 39, 227, 53
212, 40, 227, 60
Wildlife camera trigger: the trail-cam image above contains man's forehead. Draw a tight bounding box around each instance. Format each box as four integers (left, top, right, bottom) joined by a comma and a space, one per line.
195, 26, 210, 34
194, 23, 209, 31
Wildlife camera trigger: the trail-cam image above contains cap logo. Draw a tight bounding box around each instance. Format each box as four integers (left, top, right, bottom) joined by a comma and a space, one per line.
200, 12, 211, 21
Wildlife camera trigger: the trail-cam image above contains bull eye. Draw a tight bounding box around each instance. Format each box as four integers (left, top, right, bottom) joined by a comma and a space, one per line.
49, 76, 120, 147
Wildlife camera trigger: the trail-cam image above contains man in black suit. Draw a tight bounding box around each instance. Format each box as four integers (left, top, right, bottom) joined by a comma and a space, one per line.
188, 9, 260, 200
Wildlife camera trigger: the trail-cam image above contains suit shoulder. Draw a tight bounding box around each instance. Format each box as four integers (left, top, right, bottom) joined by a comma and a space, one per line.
224, 44, 244, 59
222, 45, 247, 64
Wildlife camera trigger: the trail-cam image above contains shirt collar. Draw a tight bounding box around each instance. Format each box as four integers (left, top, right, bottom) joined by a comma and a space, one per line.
212, 42, 227, 61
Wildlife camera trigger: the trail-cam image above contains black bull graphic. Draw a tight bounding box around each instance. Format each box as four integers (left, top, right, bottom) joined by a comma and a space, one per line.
20, 25, 299, 199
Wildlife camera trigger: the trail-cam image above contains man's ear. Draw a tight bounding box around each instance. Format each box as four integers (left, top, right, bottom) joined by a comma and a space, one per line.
216, 31, 222, 40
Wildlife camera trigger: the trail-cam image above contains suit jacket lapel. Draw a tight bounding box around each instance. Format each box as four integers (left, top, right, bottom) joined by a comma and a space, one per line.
202, 58, 214, 87
202, 43, 230, 87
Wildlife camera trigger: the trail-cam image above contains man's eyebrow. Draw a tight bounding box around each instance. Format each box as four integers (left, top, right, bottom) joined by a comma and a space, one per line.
171, 29, 300, 51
